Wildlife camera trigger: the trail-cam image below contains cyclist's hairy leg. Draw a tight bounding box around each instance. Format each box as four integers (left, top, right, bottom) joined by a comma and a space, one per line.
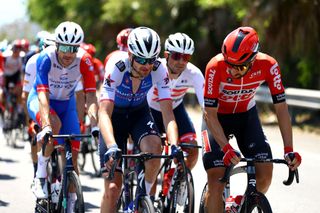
255, 162, 273, 193
205, 168, 225, 213
101, 172, 123, 213
140, 135, 162, 194
183, 139, 199, 170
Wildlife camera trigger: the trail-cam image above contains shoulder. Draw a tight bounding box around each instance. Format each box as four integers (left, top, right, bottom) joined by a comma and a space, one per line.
206, 53, 224, 69
185, 62, 203, 76
255, 52, 278, 67
108, 51, 130, 73
26, 53, 40, 66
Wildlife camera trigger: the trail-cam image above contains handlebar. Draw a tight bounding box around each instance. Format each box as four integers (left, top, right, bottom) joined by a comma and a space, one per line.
42, 133, 92, 155
102, 148, 188, 180
219, 158, 299, 186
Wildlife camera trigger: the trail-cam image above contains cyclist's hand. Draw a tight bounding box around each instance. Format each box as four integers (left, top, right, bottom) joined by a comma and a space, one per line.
171, 144, 183, 165
91, 126, 99, 138
284, 147, 301, 171
103, 145, 120, 173
36, 126, 52, 143
222, 143, 241, 166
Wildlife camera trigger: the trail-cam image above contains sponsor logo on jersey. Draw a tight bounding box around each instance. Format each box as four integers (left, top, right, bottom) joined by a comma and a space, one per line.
249, 70, 262, 79
204, 98, 218, 107
220, 88, 256, 102
59, 73, 68, 81
53, 63, 62, 70
115, 60, 126, 72
206, 69, 216, 95
104, 74, 114, 87
270, 63, 282, 90
163, 73, 169, 85
152, 60, 161, 71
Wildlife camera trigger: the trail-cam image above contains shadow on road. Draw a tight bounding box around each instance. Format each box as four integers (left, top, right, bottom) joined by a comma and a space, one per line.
82, 185, 100, 192
0, 200, 9, 207
0, 157, 17, 163
0, 174, 16, 180
85, 202, 99, 211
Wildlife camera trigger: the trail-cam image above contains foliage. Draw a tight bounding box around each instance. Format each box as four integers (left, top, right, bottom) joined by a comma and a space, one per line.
26, 0, 320, 89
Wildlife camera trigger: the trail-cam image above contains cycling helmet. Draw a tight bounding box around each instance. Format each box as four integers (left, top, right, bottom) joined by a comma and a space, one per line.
222, 26, 259, 65
12, 39, 22, 50
81, 43, 96, 56
55, 21, 84, 46
21, 38, 30, 50
165, 33, 194, 55
116, 28, 133, 50
128, 27, 161, 58
39, 33, 55, 50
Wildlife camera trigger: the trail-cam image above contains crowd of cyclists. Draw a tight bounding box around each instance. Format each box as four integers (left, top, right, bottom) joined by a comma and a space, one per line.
0, 20, 302, 213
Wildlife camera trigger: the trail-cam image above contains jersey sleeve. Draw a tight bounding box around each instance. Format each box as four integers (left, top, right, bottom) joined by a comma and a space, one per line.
204, 57, 220, 108
191, 67, 205, 108
79, 53, 96, 93
152, 61, 171, 101
99, 58, 125, 102
35, 52, 51, 93
264, 56, 286, 104
23, 54, 37, 92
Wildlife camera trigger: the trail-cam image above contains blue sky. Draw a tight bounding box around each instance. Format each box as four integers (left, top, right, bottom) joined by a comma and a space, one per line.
0, 0, 27, 27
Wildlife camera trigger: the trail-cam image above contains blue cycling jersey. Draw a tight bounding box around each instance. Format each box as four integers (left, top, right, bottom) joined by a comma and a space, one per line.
100, 51, 171, 108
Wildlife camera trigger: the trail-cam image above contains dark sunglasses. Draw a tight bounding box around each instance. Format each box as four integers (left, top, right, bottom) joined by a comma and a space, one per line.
133, 56, 157, 65
57, 44, 79, 53
169, 52, 191, 61
226, 61, 252, 72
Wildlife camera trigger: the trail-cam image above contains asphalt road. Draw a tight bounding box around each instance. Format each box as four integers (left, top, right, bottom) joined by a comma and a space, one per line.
0, 108, 319, 212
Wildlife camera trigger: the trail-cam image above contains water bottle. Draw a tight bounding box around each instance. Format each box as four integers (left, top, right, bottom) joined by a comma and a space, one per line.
50, 180, 61, 203
162, 168, 175, 196
225, 195, 243, 213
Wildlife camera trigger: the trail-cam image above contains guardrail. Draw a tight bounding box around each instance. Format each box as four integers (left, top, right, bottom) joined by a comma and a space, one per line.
186, 86, 320, 110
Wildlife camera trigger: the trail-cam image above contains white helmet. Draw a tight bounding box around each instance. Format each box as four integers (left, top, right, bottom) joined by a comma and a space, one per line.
55, 21, 84, 45
128, 27, 161, 58
165, 33, 194, 55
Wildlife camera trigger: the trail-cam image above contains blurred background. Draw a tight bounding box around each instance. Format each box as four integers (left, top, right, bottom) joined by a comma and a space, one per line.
0, 0, 319, 89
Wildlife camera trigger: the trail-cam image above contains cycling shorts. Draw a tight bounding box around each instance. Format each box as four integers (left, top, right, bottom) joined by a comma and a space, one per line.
27, 90, 81, 151
150, 102, 197, 144
99, 104, 160, 168
202, 106, 272, 170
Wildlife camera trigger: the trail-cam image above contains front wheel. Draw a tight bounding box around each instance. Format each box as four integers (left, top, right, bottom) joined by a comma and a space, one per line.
138, 196, 155, 213
57, 171, 84, 213
169, 168, 195, 213
240, 192, 272, 213
198, 183, 208, 213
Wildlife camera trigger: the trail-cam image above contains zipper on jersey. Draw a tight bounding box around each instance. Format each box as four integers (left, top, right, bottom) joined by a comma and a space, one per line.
232, 77, 243, 113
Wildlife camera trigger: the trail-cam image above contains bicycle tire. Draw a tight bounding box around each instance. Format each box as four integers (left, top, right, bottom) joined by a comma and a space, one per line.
78, 142, 87, 171
169, 168, 195, 213
198, 183, 208, 213
89, 139, 100, 176
240, 192, 272, 213
57, 171, 85, 213
138, 196, 155, 213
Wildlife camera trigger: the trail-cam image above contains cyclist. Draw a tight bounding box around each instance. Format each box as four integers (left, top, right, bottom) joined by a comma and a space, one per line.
202, 26, 302, 213
147, 32, 204, 170
0, 40, 24, 125
28, 21, 98, 212
81, 42, 104, 86
99, 26, 179, 213
103, 27, 133, 67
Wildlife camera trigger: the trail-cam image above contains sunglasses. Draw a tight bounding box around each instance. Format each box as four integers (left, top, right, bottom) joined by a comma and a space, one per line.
133, 56, 157, 65
169, 52, 191, 61
57, 44, 79, 53
226, 61, 252, 72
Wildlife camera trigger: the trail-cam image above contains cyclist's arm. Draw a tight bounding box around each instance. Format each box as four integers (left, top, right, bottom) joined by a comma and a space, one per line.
38, 91, 51, 127
274, 102, 293, 148
99, 100, 117, 147
85, 91, 98, 127
203, 107, 229, 148
159, 99, 179, 146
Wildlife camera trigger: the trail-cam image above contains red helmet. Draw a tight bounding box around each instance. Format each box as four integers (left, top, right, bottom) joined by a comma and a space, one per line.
116, 28, 133, 50
12, 39, 22, 50
81, 43, 96, 57
21, 38, 30, 50
222, 27, 259, 65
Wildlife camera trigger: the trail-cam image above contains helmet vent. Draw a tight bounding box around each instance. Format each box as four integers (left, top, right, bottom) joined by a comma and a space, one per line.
232, 30, 249, 52
70, 36, 75, 43
64, 34, 68, 42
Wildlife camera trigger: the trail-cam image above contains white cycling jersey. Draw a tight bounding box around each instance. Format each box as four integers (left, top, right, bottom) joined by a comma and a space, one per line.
147, 58, 204, 111
23, 53, 83, 93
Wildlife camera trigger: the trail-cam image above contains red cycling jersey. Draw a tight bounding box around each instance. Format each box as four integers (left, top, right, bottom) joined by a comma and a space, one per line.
204, 52, 286, 114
